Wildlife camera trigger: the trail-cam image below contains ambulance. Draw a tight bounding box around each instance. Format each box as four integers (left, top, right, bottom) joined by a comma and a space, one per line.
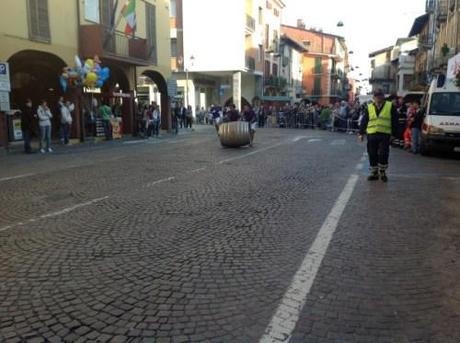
421, 76, 460, 155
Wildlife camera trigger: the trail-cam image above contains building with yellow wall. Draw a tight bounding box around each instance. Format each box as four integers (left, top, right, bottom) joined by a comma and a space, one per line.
0, 0, 171, 147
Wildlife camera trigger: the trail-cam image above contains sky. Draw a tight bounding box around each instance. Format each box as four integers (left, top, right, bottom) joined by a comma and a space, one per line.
282, 0, 425, 83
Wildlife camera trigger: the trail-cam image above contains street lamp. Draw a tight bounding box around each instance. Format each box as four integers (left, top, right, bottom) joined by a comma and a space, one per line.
186, 55, 195, 108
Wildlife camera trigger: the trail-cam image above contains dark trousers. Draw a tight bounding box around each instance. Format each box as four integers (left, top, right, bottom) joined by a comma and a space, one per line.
60, 123, 70, 144
103, 120, 112, 140
186, 117, 193, 128
22, 129, 32, 153
367, 133, 390, 171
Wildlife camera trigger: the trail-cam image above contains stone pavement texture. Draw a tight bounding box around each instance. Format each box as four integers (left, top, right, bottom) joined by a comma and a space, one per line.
0, 127, 459, 342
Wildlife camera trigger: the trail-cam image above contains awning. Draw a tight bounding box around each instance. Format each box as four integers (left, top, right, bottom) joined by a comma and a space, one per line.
409, 14, 429, 37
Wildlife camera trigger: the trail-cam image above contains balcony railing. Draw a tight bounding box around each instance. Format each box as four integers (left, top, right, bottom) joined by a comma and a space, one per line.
246, 14, 256, 33
264, 76, 288, 89
80, 25, 152, 66
245, 56, 256, 70
419, 35, 434, 49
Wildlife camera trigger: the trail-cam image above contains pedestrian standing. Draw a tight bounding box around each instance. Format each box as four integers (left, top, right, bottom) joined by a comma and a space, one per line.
409, 100, 424, 154
186, 105, 193, 129
37, 100, 53, 153
242, 104, 257, 144
20, 99, 37, 154
99, 102, 113, 140
60, 100, 74, 145
152, 104, 161, 137
358, 89, 399, 182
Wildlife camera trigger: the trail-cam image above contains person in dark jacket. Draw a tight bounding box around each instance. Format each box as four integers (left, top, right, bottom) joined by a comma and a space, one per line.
358, 89, 399, 182
225, 104, 240, 122
242, 104, 257, 144
20, 99, 37, 154
409, 100, 424, 154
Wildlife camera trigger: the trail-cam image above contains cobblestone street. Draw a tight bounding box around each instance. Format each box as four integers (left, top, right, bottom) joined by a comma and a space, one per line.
1, 128, 460, 342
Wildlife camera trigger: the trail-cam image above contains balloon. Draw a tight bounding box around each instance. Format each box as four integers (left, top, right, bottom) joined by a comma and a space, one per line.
94, 63, 101, 74
74, 56, 83, 69
85, 59, 94, 70
94, 55, 102, 64
86, 72, 98, 84
96, 79, 104, 88
100, 67, 110, 81
59, 76, 67, 92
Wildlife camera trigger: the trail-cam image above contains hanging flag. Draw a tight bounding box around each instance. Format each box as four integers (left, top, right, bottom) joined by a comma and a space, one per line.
122, 0, 136, 35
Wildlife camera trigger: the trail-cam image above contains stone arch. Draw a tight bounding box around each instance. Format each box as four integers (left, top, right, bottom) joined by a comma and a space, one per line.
142, 70, 170, 130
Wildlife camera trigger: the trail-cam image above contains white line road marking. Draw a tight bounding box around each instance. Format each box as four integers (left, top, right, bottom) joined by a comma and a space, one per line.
260, 172, 360, 343
292, 136, 309, 142
146, 177, 175, 188
187, 168, 206, 174
331, 139, 346, 146
217, 143, 284, 165
308, 139, 322, 143
123, 140, 146, 145
0, 196, 110, 232
0, 173, 35, 182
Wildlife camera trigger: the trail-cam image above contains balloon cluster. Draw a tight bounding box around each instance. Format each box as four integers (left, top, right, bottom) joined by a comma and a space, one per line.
59, 55, 111, 92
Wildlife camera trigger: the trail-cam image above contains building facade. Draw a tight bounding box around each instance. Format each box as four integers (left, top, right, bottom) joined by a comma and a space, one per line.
171, 0, 285, 113
390, 38, 418, 95
0, 0, 171, 148
282, 23, 350, 105
369, 46, 395, 94
279, 35, 306, 103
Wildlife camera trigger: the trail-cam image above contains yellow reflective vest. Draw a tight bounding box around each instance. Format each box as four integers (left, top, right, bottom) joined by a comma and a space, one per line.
367, 101, 392, 135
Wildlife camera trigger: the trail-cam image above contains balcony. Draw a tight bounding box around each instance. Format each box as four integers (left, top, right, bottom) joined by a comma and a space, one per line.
79, 25, 153, 66
245, 56, 256, 70
437, 0, 448, 23
264, 76, 288, 90
245, 14, 256, 34
419, 35, 434, 49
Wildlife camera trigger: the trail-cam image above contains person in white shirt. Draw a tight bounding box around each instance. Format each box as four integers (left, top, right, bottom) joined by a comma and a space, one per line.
152, 104, 161, 137
60, 99, 74, 145
37, 100, 53, 153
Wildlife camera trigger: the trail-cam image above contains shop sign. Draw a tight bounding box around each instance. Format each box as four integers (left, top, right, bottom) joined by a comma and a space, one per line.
12, 118, 23, 140
0, 62, 11, 92
113, 92, 132, 98
84, 87, 101, 94
167, 79, 178, 96
0, 91, 10, 111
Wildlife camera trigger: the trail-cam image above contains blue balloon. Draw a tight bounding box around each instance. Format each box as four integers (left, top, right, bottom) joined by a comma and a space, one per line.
96, 79, 104, 88
59, 76, 67, 92
100, 67, 110, 81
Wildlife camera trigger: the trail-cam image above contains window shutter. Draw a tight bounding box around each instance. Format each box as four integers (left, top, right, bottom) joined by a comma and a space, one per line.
28, 0, 50, 42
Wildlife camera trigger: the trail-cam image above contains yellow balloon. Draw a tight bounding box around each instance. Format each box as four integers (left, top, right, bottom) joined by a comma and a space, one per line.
86, 72, 98, 83
85, 59, 94, 69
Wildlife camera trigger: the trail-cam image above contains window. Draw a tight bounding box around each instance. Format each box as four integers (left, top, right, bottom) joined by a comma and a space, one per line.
258, 7, 263, 24
170, 0, 177, 17
313, 77, 321, 95
171, 39, 178, 58
27, 0, 50, 42
146, 3, 157, 64
258, 45, 263, 63
274, 8, 280, 17
272, 63, 278, 76
264, 61, 271, 78
100, 0, 113, 27
314, 57, 322, 74
265, 24, 270, 49
266, 1, 272, 9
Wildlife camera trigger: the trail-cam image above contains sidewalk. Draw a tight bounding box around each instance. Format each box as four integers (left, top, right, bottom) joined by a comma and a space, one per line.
0, 125, 212, 158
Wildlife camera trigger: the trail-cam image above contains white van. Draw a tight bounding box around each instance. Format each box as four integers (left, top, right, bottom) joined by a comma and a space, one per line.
421, 78, 460, 155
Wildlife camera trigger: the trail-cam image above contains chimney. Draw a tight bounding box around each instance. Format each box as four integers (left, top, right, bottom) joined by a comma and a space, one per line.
297, 19, 306, 29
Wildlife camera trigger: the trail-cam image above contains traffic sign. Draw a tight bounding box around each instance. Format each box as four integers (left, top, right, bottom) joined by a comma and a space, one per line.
0, 62, 11, 92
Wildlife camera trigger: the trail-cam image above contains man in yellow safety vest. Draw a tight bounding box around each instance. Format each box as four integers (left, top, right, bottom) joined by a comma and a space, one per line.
358, 89, 399, 182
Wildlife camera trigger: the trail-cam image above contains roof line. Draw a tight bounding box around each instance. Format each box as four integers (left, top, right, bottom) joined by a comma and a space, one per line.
281, 24, 345, 40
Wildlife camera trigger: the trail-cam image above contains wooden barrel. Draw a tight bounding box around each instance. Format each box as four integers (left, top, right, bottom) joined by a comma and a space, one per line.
218, 121, 251, 147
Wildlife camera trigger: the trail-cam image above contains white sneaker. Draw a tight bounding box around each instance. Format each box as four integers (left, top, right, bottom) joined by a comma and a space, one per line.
48, 148, 53, 153
40, 149, 45, 154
